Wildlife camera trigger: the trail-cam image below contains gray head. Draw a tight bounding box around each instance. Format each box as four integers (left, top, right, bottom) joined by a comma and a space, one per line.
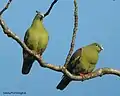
88, 43, 103, 53
34, 11, 44, 21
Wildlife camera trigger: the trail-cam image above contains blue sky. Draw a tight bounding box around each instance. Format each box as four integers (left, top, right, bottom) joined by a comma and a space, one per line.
0, 0, 120, 96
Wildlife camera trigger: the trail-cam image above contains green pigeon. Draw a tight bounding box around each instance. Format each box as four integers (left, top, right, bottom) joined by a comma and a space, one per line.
22, 12, 49, 74
56, 43, 103, 90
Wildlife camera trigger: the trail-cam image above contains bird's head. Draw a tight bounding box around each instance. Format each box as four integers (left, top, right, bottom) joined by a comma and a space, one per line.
35, 11, 44, 21
89, 43, 103, 53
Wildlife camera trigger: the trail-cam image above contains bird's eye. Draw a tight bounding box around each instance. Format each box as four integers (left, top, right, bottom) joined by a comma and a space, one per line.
96, 44, 99, 47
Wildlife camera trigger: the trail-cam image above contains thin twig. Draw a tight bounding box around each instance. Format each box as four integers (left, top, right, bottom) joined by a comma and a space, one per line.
0, 0, 12, 16
44, 0, 58, 17
64, 0, 78, 67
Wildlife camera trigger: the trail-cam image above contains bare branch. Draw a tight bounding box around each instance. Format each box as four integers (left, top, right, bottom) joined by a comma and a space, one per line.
0, 0, 120, 83
44, 0, 58, 17
0, 10, 120, 82
63, 67, 120, 81
64, 0, 78, 67
0, 0, 12, 15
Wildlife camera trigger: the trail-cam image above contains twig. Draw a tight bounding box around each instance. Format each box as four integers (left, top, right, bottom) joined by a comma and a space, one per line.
0, 0, 120, 82
0, 0, 12, 16
64, 0, 78, 67
44, 0, 58, 17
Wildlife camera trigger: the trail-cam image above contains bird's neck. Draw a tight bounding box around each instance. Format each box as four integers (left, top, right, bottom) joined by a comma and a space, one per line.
31, 19, 44, 29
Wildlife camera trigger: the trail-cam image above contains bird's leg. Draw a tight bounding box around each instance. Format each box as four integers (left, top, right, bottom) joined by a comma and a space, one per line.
79, 73, 86, 81
32, 51, 42, 60
80, 72, 93, 77
38, 54, 42, 60
40, 56, 42, 60
32, 50, 38, 55
87, 72, 93, 77
79, 72, 93, 81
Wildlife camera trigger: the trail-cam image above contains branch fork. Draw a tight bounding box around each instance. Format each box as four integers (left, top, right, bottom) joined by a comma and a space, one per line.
0, 0, 120, 83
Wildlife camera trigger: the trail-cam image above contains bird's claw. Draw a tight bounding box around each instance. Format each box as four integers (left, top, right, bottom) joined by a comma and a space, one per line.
87, 73, 93, 78
39, 56, 42, 60
79, 73, 86, 81
79, 73, 93, 81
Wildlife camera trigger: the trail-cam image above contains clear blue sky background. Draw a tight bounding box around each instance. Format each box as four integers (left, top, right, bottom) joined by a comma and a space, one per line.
0, 0, 120, 96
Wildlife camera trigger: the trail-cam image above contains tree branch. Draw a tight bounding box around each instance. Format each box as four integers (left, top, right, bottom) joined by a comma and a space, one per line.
0, 0, 120, 82
44, 0, 58, 17
0, 0, 12, 16
63, 67, 120, 81
64, 0, 78, 67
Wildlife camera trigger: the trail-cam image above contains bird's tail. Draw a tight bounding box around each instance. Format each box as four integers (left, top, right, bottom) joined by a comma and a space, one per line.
56, 76, 71, 90
22, 56, 35, 75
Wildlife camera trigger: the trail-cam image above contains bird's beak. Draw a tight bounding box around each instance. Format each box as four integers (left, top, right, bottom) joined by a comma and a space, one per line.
41, 13, 44, 18
36, 11, 44, 20
100, 45, 104, 51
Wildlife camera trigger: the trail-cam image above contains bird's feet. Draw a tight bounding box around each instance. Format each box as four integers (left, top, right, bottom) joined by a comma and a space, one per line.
39, 55, 42, 60
79, 73, 86, 81
87, 72, 92, 77
79, 72, 92, 81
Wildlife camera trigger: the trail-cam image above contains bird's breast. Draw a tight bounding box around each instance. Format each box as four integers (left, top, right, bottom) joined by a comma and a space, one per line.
26, 28, 49, 52
82, 49, 98, 65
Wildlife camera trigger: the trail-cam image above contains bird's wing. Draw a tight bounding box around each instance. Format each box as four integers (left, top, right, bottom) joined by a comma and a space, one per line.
67, 48, 82, 72
24, 29, 29, 45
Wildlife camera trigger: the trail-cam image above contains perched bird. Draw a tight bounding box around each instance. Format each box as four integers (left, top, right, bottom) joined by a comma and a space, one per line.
56, 43, 103, 90
22, 12, 49, 75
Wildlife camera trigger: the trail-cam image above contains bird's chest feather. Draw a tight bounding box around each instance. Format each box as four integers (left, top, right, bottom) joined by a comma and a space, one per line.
82, 48, 98, 64
25, 28, 49, 52
79, 48, 98, 73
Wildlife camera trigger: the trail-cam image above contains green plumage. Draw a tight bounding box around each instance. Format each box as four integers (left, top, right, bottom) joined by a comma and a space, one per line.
56, 43, 103, 90
22, 13, 49, 74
